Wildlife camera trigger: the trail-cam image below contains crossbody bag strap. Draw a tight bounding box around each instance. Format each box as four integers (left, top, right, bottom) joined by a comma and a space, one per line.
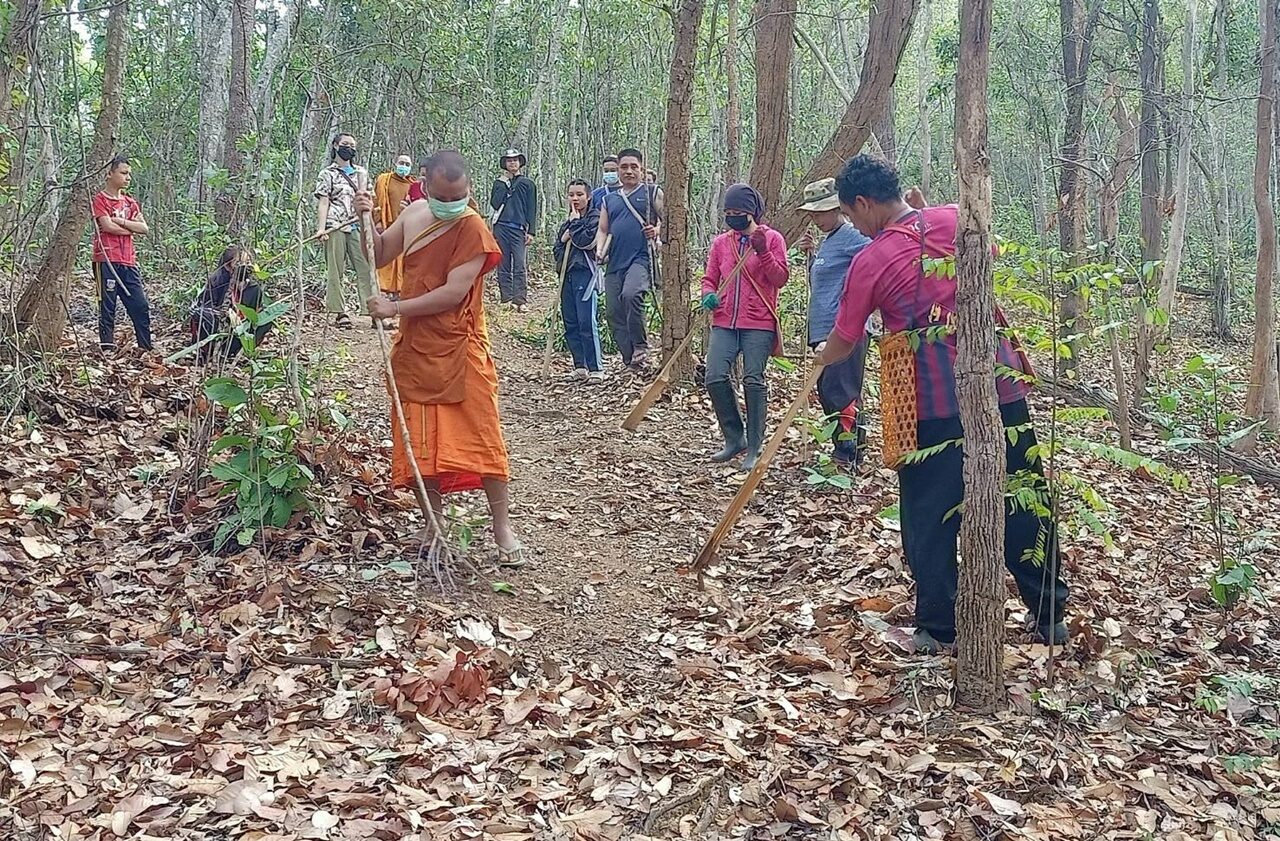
617, 187, 648, 225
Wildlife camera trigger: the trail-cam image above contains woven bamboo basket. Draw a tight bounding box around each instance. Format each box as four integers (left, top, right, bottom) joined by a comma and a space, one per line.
878, 331, 918, 469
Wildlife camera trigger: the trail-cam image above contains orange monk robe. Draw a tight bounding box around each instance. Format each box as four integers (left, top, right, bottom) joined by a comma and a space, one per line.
390, 212, 507, 494
374, 171, 415, 293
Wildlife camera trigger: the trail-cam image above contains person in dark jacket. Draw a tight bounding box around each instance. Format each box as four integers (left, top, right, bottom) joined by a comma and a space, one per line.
189, 246, 272, 363
553, 180, 604, 380
489, 148, 537, 310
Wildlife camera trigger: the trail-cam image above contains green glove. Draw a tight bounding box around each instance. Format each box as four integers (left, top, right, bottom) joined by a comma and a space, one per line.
701, 292, 720, 311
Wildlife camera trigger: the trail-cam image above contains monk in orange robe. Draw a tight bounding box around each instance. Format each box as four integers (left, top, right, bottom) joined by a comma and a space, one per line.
373, 153, 416, 295
357, 150, 523, 564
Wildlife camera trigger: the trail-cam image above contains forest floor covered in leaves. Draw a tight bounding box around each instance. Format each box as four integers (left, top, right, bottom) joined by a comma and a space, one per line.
1, 276, 1279, 840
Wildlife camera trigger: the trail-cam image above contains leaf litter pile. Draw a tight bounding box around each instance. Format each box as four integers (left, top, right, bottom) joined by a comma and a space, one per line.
1, 307, 1278, 840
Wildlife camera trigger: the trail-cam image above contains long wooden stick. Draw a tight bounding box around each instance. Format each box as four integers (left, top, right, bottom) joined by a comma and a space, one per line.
259, 222, 351, 268
358, 206, 460, 582
689, 362, 825, 578
621, 247, 753, 431
540, 240, 573, 380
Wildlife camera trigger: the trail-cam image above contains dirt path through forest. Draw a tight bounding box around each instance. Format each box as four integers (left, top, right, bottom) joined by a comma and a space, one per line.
333, 280, 734, 680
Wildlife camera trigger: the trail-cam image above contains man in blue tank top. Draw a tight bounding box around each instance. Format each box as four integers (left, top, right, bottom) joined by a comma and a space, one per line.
595, 147, 663, 371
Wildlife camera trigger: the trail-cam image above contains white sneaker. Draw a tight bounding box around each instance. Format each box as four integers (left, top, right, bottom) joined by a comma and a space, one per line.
587, 370, 606, 382
575, 368, 589, 380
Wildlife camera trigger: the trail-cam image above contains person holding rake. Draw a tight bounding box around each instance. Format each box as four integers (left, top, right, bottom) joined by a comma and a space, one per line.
700, 183, 790, 470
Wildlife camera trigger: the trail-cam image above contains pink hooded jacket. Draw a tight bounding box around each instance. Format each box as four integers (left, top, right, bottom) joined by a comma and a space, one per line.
699, 225, 789, 331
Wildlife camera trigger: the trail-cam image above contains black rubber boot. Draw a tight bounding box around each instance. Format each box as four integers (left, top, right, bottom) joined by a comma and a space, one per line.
741, 386, 768, 471
707, 381, 747, 463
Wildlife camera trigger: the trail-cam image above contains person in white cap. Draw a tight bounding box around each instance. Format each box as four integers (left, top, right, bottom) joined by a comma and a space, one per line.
798, 176, 872, 466
489, 148, 537, 311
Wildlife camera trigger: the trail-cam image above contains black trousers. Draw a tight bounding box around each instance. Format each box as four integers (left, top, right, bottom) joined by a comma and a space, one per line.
897, 399, 1069, 643
95, 262, 152, 350
814, 337, 868, 461
191, 284, 272, 363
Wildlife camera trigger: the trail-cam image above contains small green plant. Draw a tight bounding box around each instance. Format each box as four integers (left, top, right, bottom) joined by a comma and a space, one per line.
203, 300, 315, 550
795, 413, 855, 491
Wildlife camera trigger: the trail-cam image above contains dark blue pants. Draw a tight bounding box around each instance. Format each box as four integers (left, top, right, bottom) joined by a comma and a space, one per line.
95, 261, 152, 350
814, 337, 868, 462
561, 265, 602, 372
494, 223, 528, 304
897, 399, 1070, 643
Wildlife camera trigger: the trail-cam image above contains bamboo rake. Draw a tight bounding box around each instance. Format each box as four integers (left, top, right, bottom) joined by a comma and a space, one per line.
358, 207, 464, 591
689, 362, 826, 579
539, 241, 573, 380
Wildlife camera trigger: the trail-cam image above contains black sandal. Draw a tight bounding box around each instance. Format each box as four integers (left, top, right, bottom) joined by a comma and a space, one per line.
334, 312, 353, 329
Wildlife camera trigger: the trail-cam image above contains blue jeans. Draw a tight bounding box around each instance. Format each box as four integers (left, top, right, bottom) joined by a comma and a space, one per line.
561, 266, 602, 371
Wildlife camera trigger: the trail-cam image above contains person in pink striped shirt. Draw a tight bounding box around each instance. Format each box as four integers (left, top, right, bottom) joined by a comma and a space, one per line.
699, 183, 790, 470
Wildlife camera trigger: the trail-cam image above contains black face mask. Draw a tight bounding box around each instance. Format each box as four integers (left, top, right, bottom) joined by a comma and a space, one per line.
336, 146, 356, 162
725, 215, 751, 232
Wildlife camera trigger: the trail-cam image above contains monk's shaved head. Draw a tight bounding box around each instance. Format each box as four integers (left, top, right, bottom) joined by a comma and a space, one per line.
425, 150, 471, 203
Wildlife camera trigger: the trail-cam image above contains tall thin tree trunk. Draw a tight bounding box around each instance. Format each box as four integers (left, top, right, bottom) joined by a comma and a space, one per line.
1152, 0, 1197, 337
1135, 0, 1163, 398
659, 0, 705, 381
512, 0, 571, 151
748, 0, 797, 211
772, 0, 920, 239
872, 88, 898, 166
1099, 76, 1137, 252
216, 0, 254, 236
954, 0, 1006, 713
189, 0, 232, 204
1057, 0, 1103, 367
0, 0, 40, 138
12, 0, 129, 353
252, 0, 298, 119
1243, 0, 1280, 442
1210, 0, 1233, 337
917, 0, 932, 198
725, 0, 742, 184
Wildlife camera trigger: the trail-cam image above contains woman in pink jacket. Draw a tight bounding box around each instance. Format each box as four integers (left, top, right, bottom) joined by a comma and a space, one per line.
700, 183, 790, 469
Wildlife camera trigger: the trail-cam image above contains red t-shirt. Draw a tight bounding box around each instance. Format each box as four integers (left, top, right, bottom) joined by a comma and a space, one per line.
91, 192, 141, 266
407, 180, 426, 203
832, 205, 1032, 420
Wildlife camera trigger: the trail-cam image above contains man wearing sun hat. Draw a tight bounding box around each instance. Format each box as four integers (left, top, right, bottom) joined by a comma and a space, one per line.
798, 176, 872, 466
489, 147, 537, 310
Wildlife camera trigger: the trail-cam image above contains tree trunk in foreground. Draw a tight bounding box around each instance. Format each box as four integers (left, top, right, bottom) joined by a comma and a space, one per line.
12, 0, 129, 354
954, 0, 1006, 712
1135, 0, 1163, 398
748, 0, 797, 211
1243, 0, 1280, 446
216, 0, 254, 236
772, 0, 919, 240
658, 0, 705, 381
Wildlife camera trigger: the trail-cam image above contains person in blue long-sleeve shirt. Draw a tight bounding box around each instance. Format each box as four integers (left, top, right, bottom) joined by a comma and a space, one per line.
489, 148, 537, 310
553, 180, 604, 380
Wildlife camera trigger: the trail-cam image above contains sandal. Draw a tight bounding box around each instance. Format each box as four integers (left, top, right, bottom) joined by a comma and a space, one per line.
334, 312, 353, 329
496, 543, 527, 568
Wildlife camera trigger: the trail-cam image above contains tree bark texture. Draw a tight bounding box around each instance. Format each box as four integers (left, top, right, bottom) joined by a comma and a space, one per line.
1210, 0, 1233, 337
1056, 0, 1102, 363
917, 0, 932, 198
748, 0, 797, 212
659, 0, 705, 382
189, 0, 232, 203
725, 0, 743, 184
1135, 0, 1164, 397
216, 0, 255, 236
954, 0, 1006, 712
1152, 0, 1197, 334
772, 0, 919, 241
13, 0, 129, 354
1099, 76, 1137, 251
1245, 0, 1280, 438
512, 0, 571, 152
0, 0, 42, 236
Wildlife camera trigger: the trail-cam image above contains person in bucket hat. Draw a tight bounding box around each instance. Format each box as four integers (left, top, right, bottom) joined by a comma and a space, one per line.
489, 147, 537, 310
798, 177, 872, 466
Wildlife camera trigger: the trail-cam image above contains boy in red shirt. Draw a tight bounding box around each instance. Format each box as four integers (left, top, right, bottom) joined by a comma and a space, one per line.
91, 156, 152, 352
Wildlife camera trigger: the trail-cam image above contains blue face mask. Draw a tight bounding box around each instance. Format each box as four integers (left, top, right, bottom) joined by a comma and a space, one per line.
430, 197, 469, 220
395, 164, 411, 177
602, 171, 619, 185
